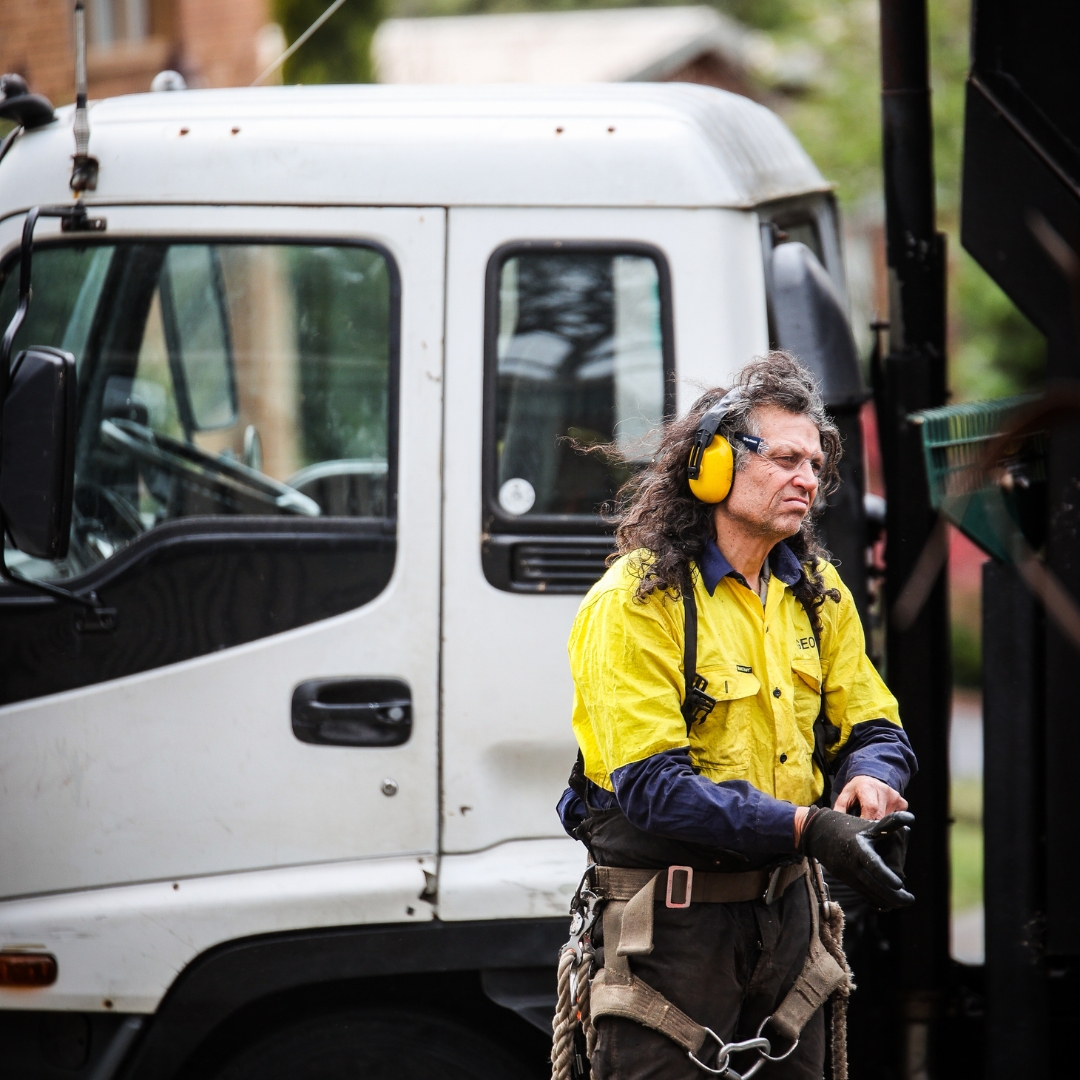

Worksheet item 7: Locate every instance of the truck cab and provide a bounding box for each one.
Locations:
[0,84,863,1078]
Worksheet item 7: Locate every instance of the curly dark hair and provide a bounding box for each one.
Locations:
[611,352,843,636]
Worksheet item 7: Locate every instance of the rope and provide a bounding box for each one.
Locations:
[830,995,849,1080]
[580,966,597,1059]
[551,944,596,1080]
[552,946,576,1080]
[819,899,854,1080]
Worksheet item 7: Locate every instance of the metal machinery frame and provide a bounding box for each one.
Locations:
[960,2,1080,1075]
[862,4,953,1077]
[863,1,1080,1076]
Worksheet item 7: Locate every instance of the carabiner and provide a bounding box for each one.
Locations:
[687,1027,771,1077]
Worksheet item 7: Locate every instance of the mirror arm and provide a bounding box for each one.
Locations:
[0,203,110,616]
[0,203,106,395]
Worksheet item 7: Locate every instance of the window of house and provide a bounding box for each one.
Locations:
[87,0,151,46]
[485,244,673,527]
[0,241,397,583]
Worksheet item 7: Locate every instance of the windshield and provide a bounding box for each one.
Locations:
[0,241,395,582]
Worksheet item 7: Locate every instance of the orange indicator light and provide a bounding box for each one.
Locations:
[0,952,58,987]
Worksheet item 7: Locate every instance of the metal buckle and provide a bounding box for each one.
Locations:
[666,865,693,908]
[764,866,784,906]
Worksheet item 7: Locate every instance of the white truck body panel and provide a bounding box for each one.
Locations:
[0,856,433,1013]
[438,838,585,922]
[0,203,445,896]
[440,205,769,856]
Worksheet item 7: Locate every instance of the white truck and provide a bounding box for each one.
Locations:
[0,83,867,1078]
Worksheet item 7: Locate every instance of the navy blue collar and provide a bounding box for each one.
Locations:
[698,539,803,596]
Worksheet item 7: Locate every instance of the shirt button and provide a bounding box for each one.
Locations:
[780,753,788,763]
[773,687,781,698]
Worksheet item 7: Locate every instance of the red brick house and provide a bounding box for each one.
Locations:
[0,0,273,105]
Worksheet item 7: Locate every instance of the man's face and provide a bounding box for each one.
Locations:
[716,405,823,540]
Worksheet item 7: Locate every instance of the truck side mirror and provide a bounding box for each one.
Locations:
[769,241,866,409]
[1,346,76,560]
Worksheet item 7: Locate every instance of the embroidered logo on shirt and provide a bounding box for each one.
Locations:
[736,664,753,673]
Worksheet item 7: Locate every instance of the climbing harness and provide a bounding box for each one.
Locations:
[554,566,853,1078]
[552,859,854,1080]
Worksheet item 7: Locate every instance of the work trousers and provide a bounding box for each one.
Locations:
[590,876,825,1080]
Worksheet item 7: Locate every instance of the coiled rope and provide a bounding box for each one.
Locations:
[552,943,595,1080]
[820,898,855,1080]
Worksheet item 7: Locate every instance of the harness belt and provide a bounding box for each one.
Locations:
[589,862,806,963]
[584,859,851,1075]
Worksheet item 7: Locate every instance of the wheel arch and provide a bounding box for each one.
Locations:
[120,917,566,1080]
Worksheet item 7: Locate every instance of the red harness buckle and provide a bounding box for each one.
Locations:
[666,865,694,908]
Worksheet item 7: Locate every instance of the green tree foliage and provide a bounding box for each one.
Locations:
[273,0,385,84]
[951,621,981,688]
[742,0,1044,401]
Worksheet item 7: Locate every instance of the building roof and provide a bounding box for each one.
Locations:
[372,6,750,85]
[0,84,828,214]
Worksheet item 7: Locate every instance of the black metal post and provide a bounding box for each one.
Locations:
[982,561,1047,1075]
[876,2,952,1075]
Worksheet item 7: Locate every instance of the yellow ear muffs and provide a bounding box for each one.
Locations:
[686,389,744,503]
[688,435,734,503]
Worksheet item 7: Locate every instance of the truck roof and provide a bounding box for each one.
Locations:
[0,84,827,214]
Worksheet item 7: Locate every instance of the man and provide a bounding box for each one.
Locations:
[558,353,916,1080]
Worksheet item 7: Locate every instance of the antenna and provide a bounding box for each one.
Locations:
[70,0,98,192]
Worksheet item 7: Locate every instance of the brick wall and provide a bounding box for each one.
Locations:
[0,1,78,106]
[0,0,271,107]
[174,0,268,90]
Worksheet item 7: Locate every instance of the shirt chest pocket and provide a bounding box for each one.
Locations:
[791,654,823,734]
[690,666,760,772]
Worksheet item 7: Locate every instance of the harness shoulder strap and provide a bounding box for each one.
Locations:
[680,577,716,734]
[682,584,698,731]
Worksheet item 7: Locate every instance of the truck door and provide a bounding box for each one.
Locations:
[0,206,445,901]
[439,207,768,917]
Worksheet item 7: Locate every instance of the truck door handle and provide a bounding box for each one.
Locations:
[291,678,412,746]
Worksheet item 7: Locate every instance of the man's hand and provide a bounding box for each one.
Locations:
[834,775,907,820]
[800,808,915,909]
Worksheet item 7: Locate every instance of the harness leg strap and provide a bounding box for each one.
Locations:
[592,888,713,1056]
[767,863,850,1045]
[590,971,714,1056]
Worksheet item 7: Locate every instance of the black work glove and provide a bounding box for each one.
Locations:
[800,808,915,910]
[876,817,910,882]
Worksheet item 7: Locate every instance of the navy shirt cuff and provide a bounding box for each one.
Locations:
[557,787,586,837]
[831,719,918,796]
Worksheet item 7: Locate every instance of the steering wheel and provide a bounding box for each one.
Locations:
[99,419,321,518]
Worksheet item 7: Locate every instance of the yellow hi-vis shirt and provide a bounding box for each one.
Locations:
[568,549,901,807]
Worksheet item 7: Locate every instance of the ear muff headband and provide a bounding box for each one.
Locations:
[687,390,743,504]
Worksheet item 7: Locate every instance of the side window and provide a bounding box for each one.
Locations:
[482,243,673,591]
[0,242,396,582]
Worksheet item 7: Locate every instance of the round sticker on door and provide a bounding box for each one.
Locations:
[499,478,536,515]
